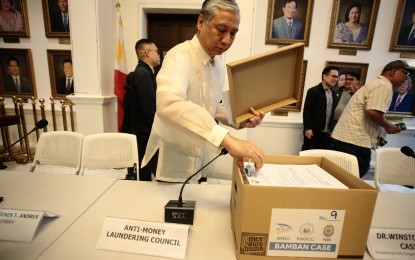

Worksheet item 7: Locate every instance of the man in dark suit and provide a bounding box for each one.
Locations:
[56,58,74,95]
[272,0,303,39]
[121,39,160,181]
[397,8,415,46]
[51,0,69,32]
[302,66,339,151]
[4,56,31,94]
[388,77,415,112]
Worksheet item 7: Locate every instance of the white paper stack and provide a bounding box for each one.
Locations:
[244,163,348,189]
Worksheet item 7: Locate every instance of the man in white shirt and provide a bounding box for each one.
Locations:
[332,60,415,177]
[142,0,265,182]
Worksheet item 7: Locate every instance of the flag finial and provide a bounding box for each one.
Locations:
[115,2,121,10]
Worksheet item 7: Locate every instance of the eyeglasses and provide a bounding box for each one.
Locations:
[397,69,410,77]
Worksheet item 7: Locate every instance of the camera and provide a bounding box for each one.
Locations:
[395,123,407,131]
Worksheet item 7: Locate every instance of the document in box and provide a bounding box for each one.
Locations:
[243,163,348,189]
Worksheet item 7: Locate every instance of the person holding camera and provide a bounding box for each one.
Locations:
[332,60,415,178]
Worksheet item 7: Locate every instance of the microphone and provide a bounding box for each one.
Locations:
[165,148,228,225]
[0,119,48,155]
[400,146,415,159]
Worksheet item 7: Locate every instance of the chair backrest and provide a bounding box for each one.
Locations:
[299,149,359,177]
[29,131,84,174]
[374,147,415,188]
[80,133,138,178]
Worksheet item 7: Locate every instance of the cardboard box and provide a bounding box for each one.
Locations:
[230,155,378,259]
[227,43,304,123]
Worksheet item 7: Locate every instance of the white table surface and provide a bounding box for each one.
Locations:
[0,172,411,260]
[37,179,415,260]
[38,180,235,260]
[0,171,117,260]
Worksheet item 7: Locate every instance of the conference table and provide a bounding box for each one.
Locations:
[0,171,414,260]
[0,171,117,259]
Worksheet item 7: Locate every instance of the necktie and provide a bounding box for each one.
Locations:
[63,14,68,32]
[66,79,71,91]
[407,29,415,45]
[288,21,293,38]
[394,96,401,111]
[15,78,21,93]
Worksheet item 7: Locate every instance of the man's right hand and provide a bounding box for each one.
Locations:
[304,129,313,139]
[220,134,264,173]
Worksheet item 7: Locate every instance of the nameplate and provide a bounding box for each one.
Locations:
[0,209,59,243]
[97,217,190,259]
[367,228,415,259]
[267,209,345,258]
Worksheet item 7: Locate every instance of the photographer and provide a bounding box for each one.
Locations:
[332,60,414,178]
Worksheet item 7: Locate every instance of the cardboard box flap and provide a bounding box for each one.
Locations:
[227,43,304,123]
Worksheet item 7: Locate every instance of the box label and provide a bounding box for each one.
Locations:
[267,208,345,258]
[367,228,415,260]
[240,233,268,256]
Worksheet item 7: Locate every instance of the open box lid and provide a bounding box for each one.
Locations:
[227,43,305,123]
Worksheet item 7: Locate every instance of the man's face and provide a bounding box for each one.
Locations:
[197,9,240,57]
[8,60,19,76]
[345,74,360,92]
[398,79,411,94]
[57,0,68,13]
[391,69,409,86]
[146,43,161,67]
[283,1,297,20]
[323,70,339,88]
[63,61,73,77]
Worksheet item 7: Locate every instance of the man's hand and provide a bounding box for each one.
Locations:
[304,129,313,139]
[221,134,264,173]
[239,107,265,128]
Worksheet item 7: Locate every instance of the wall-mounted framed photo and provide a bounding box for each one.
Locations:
[327,0,380,50]
[0,49,36,98]
[265,0,314,46]
[42,0,70,38]
[47,50,73,98]
[387,74,415,115]
[325,61,369,88]
[389,0,415,53]
[272,60,307,113]
[0,0,30,38]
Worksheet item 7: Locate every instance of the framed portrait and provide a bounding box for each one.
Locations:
[389,0,415,53]
[0,0,30,38]
[327,0,380,50]
[325,61,369,88]
[265,0,314,46]
[387,74,415,116]
[272,60,307,113]
[0,49,36,98]
[47,50,73,98]
[42,0,70,38]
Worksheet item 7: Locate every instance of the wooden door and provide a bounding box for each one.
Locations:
[147,13,198,75]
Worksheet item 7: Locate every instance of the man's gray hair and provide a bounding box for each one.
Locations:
[200,0,240,23]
